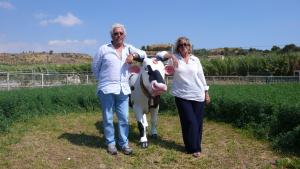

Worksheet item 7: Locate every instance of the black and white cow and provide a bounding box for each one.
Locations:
[128,56,170,148]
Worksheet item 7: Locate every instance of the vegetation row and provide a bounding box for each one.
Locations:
[201,52,300,76]
[1,52,300,76]
[0,84,299,155]
[205,84,300,155]
[0,85,99,133]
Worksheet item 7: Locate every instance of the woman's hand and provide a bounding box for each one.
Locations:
[164,53,178,68]
[205,91,210,105]
[171,55,179,68]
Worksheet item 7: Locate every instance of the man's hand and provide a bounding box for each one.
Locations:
[126,54,134,64]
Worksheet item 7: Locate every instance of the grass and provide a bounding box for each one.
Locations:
[0,111,299,169]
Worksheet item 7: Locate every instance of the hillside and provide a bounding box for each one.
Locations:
[0,52,92,65]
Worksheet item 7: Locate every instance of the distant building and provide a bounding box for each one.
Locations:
[207,55,224,60]
[294,70,300,76]
[143,43,173,57]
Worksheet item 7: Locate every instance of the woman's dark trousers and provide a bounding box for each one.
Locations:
[175,97,205,153]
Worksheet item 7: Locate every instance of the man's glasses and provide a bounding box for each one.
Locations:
[178,43,190,47]
[113,32,124,36]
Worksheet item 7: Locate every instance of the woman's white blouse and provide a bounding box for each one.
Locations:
[157,51,209,102]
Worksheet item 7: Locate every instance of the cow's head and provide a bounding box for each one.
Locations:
[129,57,169,96]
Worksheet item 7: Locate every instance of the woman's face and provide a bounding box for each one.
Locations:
[178,40,190,56]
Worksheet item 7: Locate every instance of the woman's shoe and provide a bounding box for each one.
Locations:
[192,152,201,158]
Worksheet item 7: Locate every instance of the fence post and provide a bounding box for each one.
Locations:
[86,75,89,84]
[41,73,44,88]
[7,72,10,91]
[166,76,169,85]
[66,75,69,85]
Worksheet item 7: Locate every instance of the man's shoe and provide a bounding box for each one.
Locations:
[121,145,133,155]
[107,144,117,155]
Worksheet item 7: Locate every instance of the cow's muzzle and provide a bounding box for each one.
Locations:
[150,80,167,96]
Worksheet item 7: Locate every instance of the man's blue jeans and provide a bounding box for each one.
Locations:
[97,90,129,148]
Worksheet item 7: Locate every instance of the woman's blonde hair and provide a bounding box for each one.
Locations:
[175,36,192,54]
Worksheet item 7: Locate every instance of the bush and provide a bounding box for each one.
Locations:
[0,85,100,132]
[270,105,300,137]
[160,93,176,114]
[273,125,300,154]
[207,84,300,154]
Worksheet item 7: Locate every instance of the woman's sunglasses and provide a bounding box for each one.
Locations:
[178,43,190,47]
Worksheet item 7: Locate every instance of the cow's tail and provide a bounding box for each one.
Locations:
[129,94,133,108]
[128,74,135,108]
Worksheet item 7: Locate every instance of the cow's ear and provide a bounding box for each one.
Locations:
[155,56,168,62]
[165,65,175,75]
[129,65,140,74]
[134,57,144,63]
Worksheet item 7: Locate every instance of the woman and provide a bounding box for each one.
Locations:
[157,36,210,158]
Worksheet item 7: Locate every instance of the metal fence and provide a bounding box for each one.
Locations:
[205,76,300,85]
[0,72,96,90]
[0,72,299,91]
[166,75,299,85]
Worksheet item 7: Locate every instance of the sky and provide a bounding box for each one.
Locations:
[0,0,300,56]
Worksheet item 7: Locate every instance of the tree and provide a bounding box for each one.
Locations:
[141,46,146,50]
[281,44,297,53]
[271,45,280,52]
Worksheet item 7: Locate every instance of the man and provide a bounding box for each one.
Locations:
[92,23,146,155]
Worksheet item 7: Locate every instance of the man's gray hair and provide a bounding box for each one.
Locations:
[110,23,126,36]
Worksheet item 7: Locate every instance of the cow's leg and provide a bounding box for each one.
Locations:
[150,108,158,139]
[135,111,149,148]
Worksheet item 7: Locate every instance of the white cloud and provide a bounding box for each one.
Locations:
[0,42,38,53]
[40,13,82,27]
[48,39,97,46]
[0,1,14,9]
[82,40,98,45]
[34,12,48,19]
[0,40,98,55]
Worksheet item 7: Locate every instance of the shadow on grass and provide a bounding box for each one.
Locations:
[58,120,185,153]
[58,121,105,149]
[58,133,103,148]
[129,122,185,153]
[151,136,185,152]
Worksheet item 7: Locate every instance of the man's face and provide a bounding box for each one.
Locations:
[112,27,125,44]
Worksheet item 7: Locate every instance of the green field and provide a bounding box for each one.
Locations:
[0,84,299,168]
[210,83,300,106]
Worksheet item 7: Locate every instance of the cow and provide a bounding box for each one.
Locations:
[128,56,170,148]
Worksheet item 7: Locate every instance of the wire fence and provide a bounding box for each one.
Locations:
[0,72,299,91]
[165,75,300,85]
[0,72,96,90]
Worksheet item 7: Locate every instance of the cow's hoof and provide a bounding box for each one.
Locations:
[140,142,148,148]
[151,134,158,139]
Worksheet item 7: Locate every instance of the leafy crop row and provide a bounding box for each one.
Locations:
[0,85,99,132]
